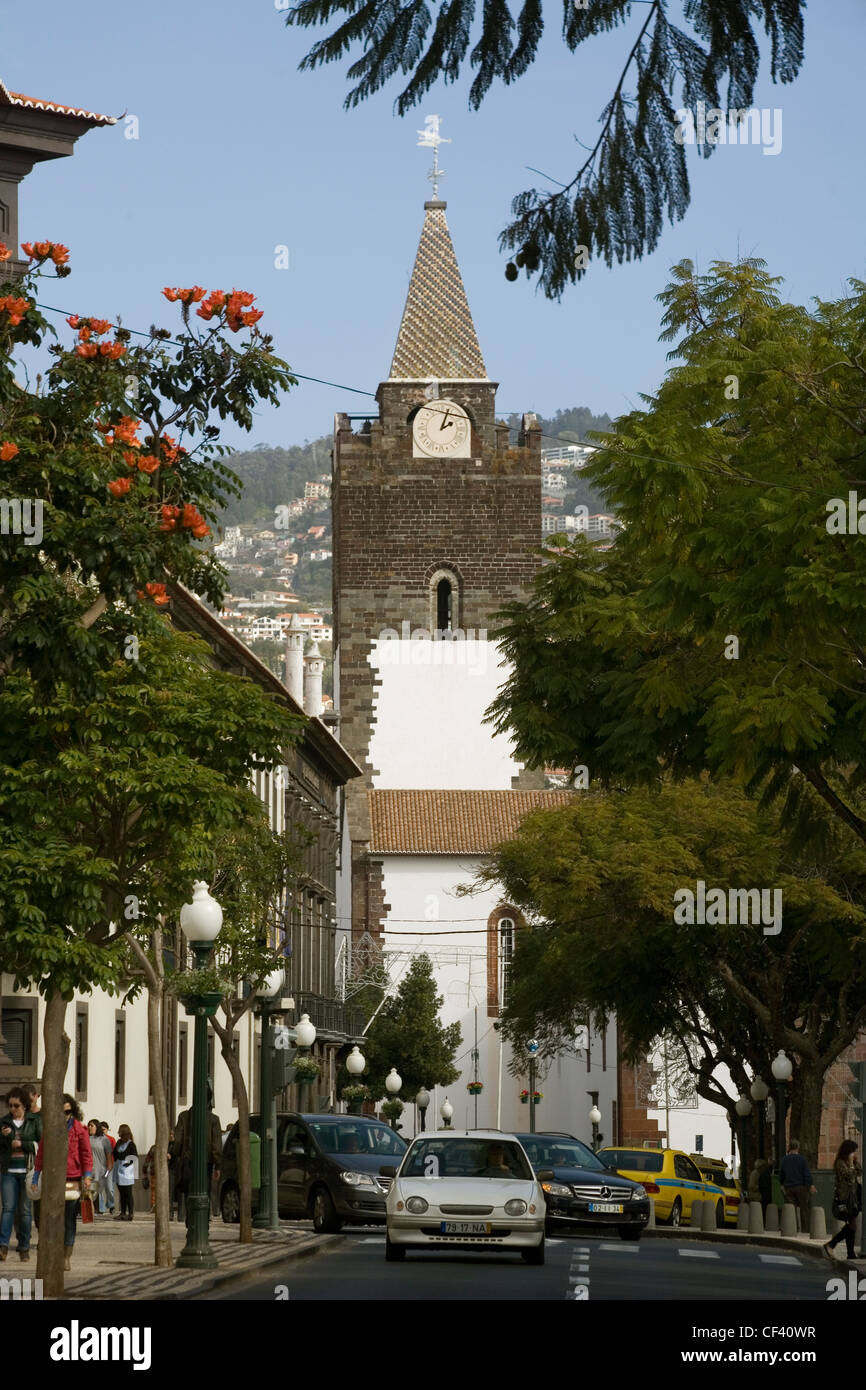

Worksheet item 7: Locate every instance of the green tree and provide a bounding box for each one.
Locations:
[487,259,866,855]
[282,1,805,296]
[0,623,303,1290]
[475,780,866,1163]
[362,956,461,1113]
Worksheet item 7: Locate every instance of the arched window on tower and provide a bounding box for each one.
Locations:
[499,917,515,1007]
[437,577,453,633]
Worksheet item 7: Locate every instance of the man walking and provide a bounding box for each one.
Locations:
[780,1139,816,1232]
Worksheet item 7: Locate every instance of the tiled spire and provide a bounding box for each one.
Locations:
[388,201,488,381]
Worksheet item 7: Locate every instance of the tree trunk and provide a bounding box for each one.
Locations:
[146,972,173,1267]
[213,1012,254,1244]
[788,1062,825,1169]
[36,991,70,1297]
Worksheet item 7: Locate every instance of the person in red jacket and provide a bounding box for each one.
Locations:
[34,1094,93,1270]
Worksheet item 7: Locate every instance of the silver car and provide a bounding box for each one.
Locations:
[383,1131,547,1264]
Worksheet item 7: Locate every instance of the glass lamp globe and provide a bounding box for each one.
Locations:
[295,1013,317,1048]
[771,1050,793,1082]
[589,1106,602,1126]
[385,1067,402,1095]
[750,1076,769,1103]
[735,1094,753,1117]
[440,1098,453,1120]
[346,1046,366,1076]
[180,881,223,943]
[416,1087,431,1109]
[256,967,284,999]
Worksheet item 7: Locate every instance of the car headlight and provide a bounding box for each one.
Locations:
[341,1171,377,1188]
[406,1196,429,1214]
[541,1182,571,1197]
[505,1198,528,1216]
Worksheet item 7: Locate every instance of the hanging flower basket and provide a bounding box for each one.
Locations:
[467,1081,484,1095]
[519,1090,529,1104]
[341,1084,370,1103]
[294,1058,320,1085]
[532,1091,543,1104]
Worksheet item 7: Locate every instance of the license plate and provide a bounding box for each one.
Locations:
[589,1202,623,1214]
[440,1221,491,1234]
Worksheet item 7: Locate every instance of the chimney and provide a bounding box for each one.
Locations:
[284,614,305,704]
[303,640,324,718]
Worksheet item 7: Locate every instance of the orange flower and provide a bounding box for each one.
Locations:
[89,318,111,335]
[78,326,92,341]
[162,288,180,302]
[76,343,98,358]
[0,296,29,327]
[107,476,132,496]
[145,581,166,597]
[0,441,19,461]
[159,504,180,532]
[67,315,81,329]
[163,286,206,305]
[20,242,35,259]
[191,521,210,538]
[137,454,160,474]
[121,449,138,469]
[113,416,141,446]
[33,241,51,258]
[99,341,126,358]
[50,244,70,266]
[0,244,10,262]
[154,593,170,606]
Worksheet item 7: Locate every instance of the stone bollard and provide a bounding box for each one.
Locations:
[748,1200,765,1234]
[765,1204,780,1233]
[689,1198,704,1228]
[780,1203,798,1237]
[701,1196,718,1231]
[810,1206,827,1240]
[646,1199,656,1229]
[736,1201,750,1230]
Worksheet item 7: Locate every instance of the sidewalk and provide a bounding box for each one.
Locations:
[27,1211,338,1300]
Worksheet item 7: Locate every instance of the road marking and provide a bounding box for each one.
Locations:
[598,1243,640,1252]
[357,1237,386,1244]
[678,1248,720,1258]
[758,1253,801,1265]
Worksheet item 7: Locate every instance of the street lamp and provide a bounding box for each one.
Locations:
[177,881,223,1270]
[384,1067,402,1131]
[771,1050,793,1176]
[293,1012,317,1114]
[253,967,284,1231]
[527,1039,540,1135]
[588,1103,602,1153]
[750,1076,769,1159]
[440,1098,453,1129]
[416,1087,430,1133]
[735,1093,753,1185]
[344,1045,366,1115]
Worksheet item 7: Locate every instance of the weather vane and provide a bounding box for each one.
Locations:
[417,114,451,199]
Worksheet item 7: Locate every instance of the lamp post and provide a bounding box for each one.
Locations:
[771,1050,793,1178]
[588,1096,602,1153]
[416,1087,430,1133]
[527,1038,539,1135]
[176,881,223,1270]
[295,1012,317,1113]
[253,967,284,1231]
[440,1098,453,1130]
[345,1045,366,1115]
[750,1076,769,1160]
[735,1093,753,1186]
[384,1067,402,1131]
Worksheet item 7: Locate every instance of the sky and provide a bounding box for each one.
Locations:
[5,0,865,451]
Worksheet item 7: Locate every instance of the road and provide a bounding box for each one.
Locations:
[203,1227,835,1302]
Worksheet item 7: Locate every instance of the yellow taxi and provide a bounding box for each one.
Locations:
[597,1146,729,1227]
[690,1154,742,1227]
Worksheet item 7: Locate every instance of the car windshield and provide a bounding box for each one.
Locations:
[601,1149,664,1173]
[309,1121,407,1157]
[401,1138,534,1180]
[519,1137,606,1172]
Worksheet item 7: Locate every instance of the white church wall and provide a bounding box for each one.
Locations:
[367,638,525,789]
[379,855,616,1147]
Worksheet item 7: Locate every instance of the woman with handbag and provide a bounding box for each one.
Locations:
[825,1139,862,1260]
[33,1094,93,1270]
[113,1126,139,1221]
[0,1086,42,1262]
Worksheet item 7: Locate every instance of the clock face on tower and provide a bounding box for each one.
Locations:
[412,399,471,459]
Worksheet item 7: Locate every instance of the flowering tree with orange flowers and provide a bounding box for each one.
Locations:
[0,240,295,691]
[0,241,300,1291]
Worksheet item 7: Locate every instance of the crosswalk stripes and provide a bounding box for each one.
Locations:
[678,1248,720,1258]
[758,1253,801,1265]
[566,1243,590,1300]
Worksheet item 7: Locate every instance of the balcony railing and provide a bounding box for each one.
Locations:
[295,991,366,1040]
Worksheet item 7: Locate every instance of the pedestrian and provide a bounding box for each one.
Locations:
[113,1126,139,1221]
[19,1083,40,1114]
[87,1120,113,1215]
[825,1140,862,1261]
[779,1138,816,1232]
[747,1156,772,1219]
[0,1086,42,1262]
[144,1133,173,1213]
[100,1121,117,1214]
[34,1094,93,1271]
[172,1091,222,1220]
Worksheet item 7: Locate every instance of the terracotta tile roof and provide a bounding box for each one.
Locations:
[388,200,487,381]
[0,79,116,125]
[368,788,575,854]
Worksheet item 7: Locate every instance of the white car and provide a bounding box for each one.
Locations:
[382,1130,547,1264]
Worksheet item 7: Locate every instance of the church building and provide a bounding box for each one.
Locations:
[332,191,618,1142]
